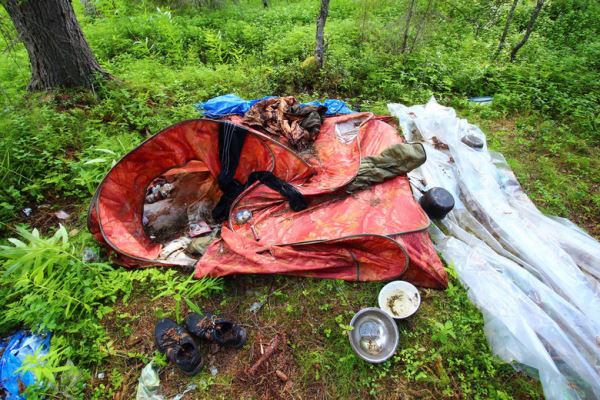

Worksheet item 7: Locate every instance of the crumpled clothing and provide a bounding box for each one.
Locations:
[211,122,307,222]
[346,143,426,192]
[243,96,327,150]
[288,104,327,137]
[158,237,196,266]
[187,235,215,255]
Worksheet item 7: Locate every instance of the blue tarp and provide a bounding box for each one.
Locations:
[195,94,274,119]
[195,94,354,118]
[0,331,51,400]
[302,99,354,115]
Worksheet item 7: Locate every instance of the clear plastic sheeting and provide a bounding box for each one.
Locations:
[389,98,600,400]
[490,152,600,282]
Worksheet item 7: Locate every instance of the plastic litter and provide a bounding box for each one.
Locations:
[388,97,600,400]
[0,331,51,400]
[468,96,493,104]
[378,281,421,319]
[302,99,354,115]
[171,384,197,400]
[188,221,211,238]
[82,247,99,263]
[145,182,174,204]
[335,118,365,144]
[54,210,70,220]
[158,237,196,266]
[234,210,252,225]
[57,360,83,398]
[248,301,264,314]
[135,362,164,400]
[195,94,274,118]
[136,363,199,400]
[22,208,32,217]
[195,94,354,118]
[187,234,215,255]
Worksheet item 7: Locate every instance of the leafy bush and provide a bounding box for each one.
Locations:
[0,226,222,395]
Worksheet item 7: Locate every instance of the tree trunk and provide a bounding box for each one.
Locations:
[3,0,109,91]
[510,0,545,61]
[401,0,417,53]
[315,0,330,69]
[410,0,433,53]
[358,0,370,44]
[493,0,519,60]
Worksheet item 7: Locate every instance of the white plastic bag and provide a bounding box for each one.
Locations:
[136,362,164,400]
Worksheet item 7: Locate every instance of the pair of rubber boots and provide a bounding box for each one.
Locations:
[154,312,247,375]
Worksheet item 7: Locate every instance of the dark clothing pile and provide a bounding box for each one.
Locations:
[243,96,327,150]
[212,122,307,222]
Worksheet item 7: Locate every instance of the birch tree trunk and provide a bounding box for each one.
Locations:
[510,0,545,61]
[315,0,330,69]
[493,0,519,59]
[401,0,417,53]
[410,0,433,53]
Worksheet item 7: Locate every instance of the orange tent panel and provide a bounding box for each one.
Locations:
[88,115,447,288]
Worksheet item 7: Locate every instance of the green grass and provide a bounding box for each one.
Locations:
[0,0,598,397]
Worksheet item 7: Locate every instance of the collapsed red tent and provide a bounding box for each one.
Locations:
[88,112,448,288]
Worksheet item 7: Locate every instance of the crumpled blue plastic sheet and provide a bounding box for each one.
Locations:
[194,94,274,118]
[302,99,354,115]
[195,94,354,118]
[0,331,51,400]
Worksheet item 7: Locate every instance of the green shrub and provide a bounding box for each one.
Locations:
[0,225,222,395]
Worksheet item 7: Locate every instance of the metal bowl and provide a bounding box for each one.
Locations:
[348,307,399,363]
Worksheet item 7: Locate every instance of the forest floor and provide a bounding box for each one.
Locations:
[1,0,598,399]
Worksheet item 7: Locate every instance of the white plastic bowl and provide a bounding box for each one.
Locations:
[378,281,421,319]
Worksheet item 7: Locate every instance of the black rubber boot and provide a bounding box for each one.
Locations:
[185,312,247,348]
[154,318,203,375]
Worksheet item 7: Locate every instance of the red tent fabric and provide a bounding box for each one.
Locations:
[88,113,448,288]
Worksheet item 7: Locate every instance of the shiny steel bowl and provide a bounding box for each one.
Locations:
[348,307,399,363]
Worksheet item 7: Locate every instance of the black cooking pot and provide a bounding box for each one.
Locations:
[419,187,455,220]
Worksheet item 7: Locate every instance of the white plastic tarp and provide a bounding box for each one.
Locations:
[388,98,600,400]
